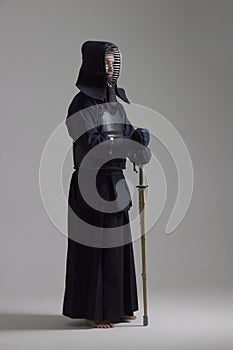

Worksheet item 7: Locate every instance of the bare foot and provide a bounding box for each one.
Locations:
[85,319,115,328]
[120,315,137,321]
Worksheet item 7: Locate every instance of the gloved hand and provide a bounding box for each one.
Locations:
[131,128,150,147]
[127,146,152,166]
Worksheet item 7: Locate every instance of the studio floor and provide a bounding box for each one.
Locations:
[1,287,232,350]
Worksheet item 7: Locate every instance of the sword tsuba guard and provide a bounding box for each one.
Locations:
[136,184,148,189]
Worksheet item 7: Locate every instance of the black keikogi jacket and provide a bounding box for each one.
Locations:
[65,40,151,172]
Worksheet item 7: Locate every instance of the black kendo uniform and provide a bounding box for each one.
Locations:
[62,41,151,322]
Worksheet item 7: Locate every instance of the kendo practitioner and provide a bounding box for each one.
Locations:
[62,40,152,328]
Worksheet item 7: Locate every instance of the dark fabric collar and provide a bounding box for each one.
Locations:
[76,81,130,104]
[115,86,130,103]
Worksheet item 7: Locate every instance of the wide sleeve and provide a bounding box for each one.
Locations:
[66,104,108,150]
[65,96,124,162]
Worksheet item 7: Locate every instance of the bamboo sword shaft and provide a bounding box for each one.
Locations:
[136,166,149,326]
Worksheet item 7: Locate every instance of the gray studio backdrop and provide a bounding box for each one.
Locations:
[0,0,233,348]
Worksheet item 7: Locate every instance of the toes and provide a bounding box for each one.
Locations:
[120,315,137,320]
[102,321,114,328]
[86,319,115,328]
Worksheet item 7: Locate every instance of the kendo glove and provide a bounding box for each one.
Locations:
[127,146,152,166]
[131,128,150,147]
[127,127,151,166]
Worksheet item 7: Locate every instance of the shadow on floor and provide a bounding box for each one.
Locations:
[0,313,144,331]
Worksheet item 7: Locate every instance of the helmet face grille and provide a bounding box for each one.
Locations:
[105,45,122,83]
